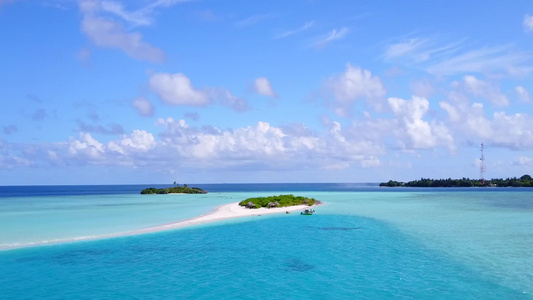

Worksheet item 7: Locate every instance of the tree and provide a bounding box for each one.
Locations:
[520,174,532,181]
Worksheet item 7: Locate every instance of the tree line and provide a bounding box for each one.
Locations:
[380,174,533,187]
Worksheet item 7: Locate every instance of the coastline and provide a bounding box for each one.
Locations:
[2,201,321,250]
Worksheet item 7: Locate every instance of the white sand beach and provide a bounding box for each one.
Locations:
[135,201,318,234]
[4,202,319,250]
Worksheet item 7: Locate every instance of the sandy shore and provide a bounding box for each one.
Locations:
[132,201,318,235]
[2,202,320,250]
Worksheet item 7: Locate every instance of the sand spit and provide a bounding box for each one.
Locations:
[2,202,320,250]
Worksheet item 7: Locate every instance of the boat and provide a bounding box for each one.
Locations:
[300,209,315,215]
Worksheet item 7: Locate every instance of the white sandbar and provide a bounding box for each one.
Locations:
[2,202,320,250]
[133,201,318,234]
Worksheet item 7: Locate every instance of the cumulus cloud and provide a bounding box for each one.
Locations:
[149,73,210,106]
[253,77,277,98]
[149,72,249,111]
[108,130,156,154]
[131,97,155,116]
[313,27,348,48]
[388,96,453,149]
[79,0,168,62]
[446,76,509,107]
[325,64,386,116]
[28,118,390,172]
[68,132,105,160]
[440,101,533,149]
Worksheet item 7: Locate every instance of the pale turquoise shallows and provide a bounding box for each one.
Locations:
[0,185,531,299]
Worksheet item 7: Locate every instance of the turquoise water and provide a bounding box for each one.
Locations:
[0,185,531,299]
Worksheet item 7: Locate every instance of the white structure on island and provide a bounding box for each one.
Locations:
[480,143,486,182]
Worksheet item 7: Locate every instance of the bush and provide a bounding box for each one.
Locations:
[239,194,316,208]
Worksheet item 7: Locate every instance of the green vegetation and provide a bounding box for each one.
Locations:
[239,194,316,209]
[140,184,207,194]
[380,174,533,187]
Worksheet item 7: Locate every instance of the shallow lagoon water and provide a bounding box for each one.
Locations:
[0,185,531,299]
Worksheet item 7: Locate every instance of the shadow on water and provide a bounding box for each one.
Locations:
[320,227,361,231]
[282,258,315,272]
[305,225,362,231]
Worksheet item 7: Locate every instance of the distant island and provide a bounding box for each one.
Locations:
[239,194,317,209]
[380,174,533,187]
[141,184,207,194]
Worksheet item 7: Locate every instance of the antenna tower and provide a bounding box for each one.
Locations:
[480,143,486,181]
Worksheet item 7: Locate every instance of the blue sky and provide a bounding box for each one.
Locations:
[1,0,533,185]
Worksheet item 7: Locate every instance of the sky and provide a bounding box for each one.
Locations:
[1,0,533,185]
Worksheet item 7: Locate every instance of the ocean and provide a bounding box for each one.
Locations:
[0,184,531,299]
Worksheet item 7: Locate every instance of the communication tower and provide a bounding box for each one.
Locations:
[480,143,486,181]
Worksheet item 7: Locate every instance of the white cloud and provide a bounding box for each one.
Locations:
[95,0,188,26]
[325,64,386,116]
[68,132,105,160]
[524,15,533,32]
[313,27,348,48]
[439,101,462,122]
[427,45,531,76]
[440,101,533,149]
[276,21,314,39]
[99,1,152,26]
[81,14,165,62]
[515,86,531,103]
[79,0,169,62]
[0,155,33,169]
[384,37,531,76]
[253,77,277,98]
[149,118,386,170]
[462,75,509,106]
[149,73,210,106]
[108,130,156,154]
[491,112,533,148]
[149,73,249,111]
[384,38,462,65]
[388,96,453,149]
[385,38,428,60]
[131,97,155,116]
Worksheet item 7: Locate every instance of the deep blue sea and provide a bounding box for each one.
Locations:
[0,184,531,299]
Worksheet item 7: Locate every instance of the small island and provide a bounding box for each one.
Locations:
[141,184,207,194]
[380,174,533,187]
[239,194,317,209]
